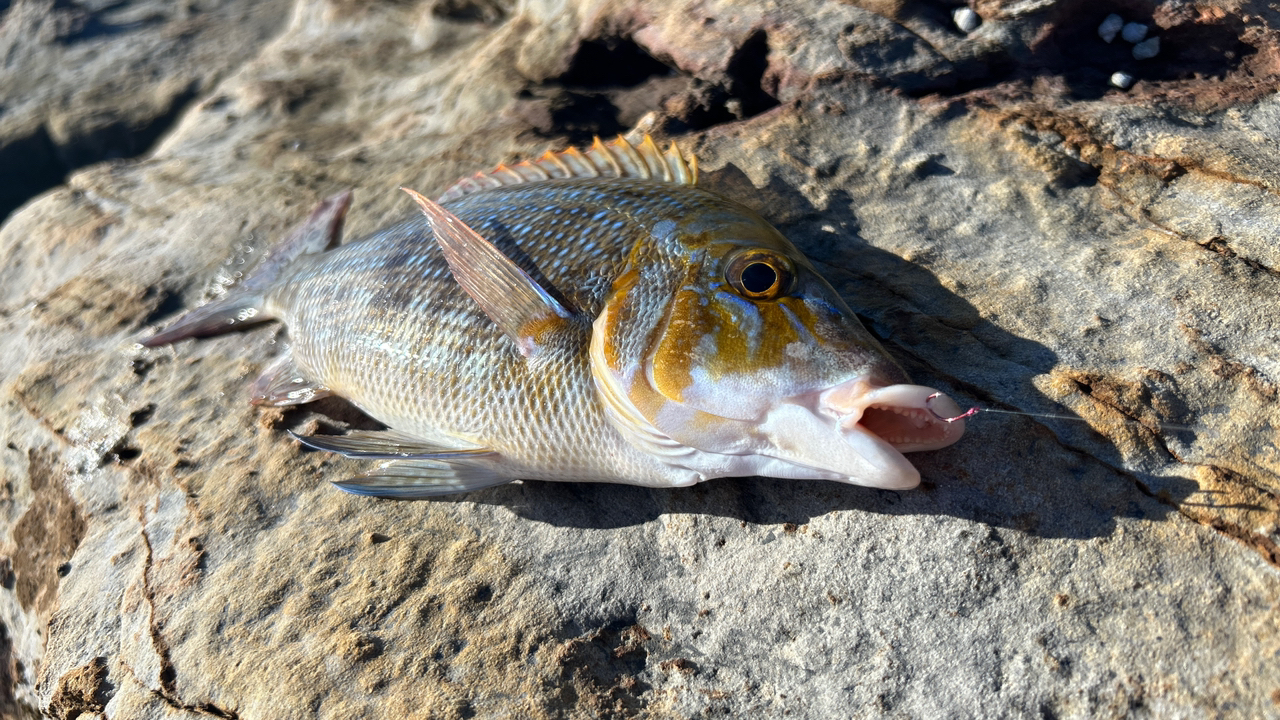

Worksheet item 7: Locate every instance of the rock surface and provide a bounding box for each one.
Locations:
[0,0,294,223]
[2,0,1278,717]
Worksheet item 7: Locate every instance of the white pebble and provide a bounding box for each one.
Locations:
[1109,72,1134,89]
[1098,14,1124,43]
[1132,36,1160,60]
[1121,22,1148,43]
[953,7,981,34]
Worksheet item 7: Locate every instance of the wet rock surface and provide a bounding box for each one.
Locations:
[2,0,1278,717]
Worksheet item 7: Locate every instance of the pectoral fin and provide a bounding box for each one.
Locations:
[402,188,573,358]
[333,460,512,498]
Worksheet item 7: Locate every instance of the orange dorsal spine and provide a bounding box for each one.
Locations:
[437,134,698,202]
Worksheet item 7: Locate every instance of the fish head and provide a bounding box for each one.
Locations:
[590,198,964,489]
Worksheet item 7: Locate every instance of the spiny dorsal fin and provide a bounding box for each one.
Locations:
[437,134,698,202]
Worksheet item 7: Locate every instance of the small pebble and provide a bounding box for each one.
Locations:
[1132,36,1160,60]
[1121,22,1148,44]
[1109,72,1135,89]
[1098,14,1123,43]
[953,7,981,34]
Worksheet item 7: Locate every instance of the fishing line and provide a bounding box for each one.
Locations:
[923,393,1212,437]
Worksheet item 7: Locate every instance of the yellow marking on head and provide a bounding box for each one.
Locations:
[649,291,825,403]
[598,267,642,372]
[648,287,705,403]
[626,351,731,440]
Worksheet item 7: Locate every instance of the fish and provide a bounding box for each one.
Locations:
[143,135,965,498]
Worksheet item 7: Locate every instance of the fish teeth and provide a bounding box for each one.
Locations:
[875,405,936,429]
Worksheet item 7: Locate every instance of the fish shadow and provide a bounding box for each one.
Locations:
[454,167,1199,539]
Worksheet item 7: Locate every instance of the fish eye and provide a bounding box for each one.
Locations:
[726,250,794,300]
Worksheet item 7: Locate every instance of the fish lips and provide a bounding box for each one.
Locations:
[774,379,966,490]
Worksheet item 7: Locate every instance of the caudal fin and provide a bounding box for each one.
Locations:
[141,191,352,347]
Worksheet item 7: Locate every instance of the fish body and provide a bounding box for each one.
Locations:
[277,180,694,487]
[146,138,964,497]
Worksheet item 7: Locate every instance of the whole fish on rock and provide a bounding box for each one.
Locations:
[144,136,965,497]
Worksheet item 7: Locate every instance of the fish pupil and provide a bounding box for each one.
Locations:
[741,262,778,294]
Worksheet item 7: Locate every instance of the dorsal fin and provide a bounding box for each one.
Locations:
[437,134,698,202]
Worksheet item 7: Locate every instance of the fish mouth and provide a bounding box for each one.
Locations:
[823,381,966,452]
[814,378,966,488]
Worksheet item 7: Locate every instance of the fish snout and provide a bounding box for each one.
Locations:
[819,379,966,453]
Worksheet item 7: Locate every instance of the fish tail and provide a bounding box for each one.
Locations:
[139,289,269,347]
[141,191,352,347]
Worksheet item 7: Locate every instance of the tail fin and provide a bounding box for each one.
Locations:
[141,191,352,347]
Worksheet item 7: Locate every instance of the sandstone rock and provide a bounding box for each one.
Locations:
[2,0,1278,717]
[0,0,293,222]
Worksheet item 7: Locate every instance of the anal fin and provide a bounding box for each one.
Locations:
[290,429,494,460]
[333,460,512,498]
[250,354,332,406]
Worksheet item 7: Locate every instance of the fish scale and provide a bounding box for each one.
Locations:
[144,137,965,497]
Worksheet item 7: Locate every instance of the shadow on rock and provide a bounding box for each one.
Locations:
[454,167,1196,539]
[292,165,1197,541]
